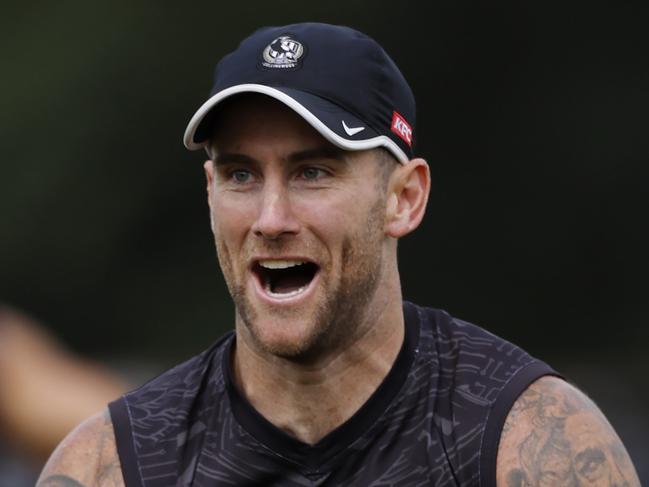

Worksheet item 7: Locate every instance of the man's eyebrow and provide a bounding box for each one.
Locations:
[213,147,347,166]
[213,153,258,166]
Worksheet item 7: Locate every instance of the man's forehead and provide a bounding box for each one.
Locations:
[208,94,396,180]
[210,94,338,154]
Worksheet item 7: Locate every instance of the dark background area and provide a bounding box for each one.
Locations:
[1,0,647,480]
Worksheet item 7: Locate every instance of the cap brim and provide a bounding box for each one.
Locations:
[183,84,408,163]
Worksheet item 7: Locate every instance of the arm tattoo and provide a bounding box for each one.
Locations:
[501,377,640,487]
[37,475,86,487]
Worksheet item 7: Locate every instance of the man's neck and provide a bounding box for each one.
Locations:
[231,294,405,445]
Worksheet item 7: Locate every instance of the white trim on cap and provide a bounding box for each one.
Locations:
[183,84,409,163]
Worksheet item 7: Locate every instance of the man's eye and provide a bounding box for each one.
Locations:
[301,167,326,180]
[232,170,252,183]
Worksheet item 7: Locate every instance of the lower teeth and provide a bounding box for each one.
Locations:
[265,283,307,298]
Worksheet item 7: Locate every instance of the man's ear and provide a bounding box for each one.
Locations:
[384,158,430,238]
[204,160,214,201]
[204,160,215,231]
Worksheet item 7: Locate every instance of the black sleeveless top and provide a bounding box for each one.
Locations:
[109,302,558,486]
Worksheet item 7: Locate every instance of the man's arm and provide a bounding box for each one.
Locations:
[37,409,124,487]
[496,375,640,486]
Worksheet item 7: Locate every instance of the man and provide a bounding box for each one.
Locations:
[38,22,640,486]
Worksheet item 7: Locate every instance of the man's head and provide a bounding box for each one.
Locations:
[184,22,417,163]
[185,23,430,362]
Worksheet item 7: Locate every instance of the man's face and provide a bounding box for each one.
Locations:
[206,96,394,362]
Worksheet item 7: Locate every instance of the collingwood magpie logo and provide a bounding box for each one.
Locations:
[262,35,304,69]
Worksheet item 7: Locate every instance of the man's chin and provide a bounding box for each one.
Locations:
[244,318,325,360]
[233,286,339,361]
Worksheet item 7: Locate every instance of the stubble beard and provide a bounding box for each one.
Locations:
[218,199,386,363]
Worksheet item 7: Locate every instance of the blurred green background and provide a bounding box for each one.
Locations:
[1,0,647,480]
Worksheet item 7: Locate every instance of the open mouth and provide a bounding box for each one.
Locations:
[253,260,319,298]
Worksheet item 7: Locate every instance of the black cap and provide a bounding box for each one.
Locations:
[183,22,416,163]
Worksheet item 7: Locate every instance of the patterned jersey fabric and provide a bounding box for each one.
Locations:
[109,302,557,486]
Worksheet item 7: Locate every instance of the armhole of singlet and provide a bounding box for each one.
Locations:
[108,397,144,487]
[479,361,561,487]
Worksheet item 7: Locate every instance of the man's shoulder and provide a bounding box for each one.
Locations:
[409,301,514,343]
[37,409,123,487]
[496,375,641,486]
[122,331,233,405]
[408,301,543,372]
[408,301,557,423]
[107,333,234,474]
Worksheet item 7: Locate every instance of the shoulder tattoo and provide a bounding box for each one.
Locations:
[498,376,640,487]
[95,409,123,485]
[37,409,124,487]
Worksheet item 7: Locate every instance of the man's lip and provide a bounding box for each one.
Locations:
[249,256,319,270]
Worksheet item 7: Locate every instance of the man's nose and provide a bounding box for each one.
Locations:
[251,183,300,240]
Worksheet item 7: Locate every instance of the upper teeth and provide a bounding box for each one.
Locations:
[259,260,306,269]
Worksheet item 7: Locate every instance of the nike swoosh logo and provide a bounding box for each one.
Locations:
[342,120,365,136]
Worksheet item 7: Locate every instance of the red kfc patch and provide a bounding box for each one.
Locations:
[391,111,413,147]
